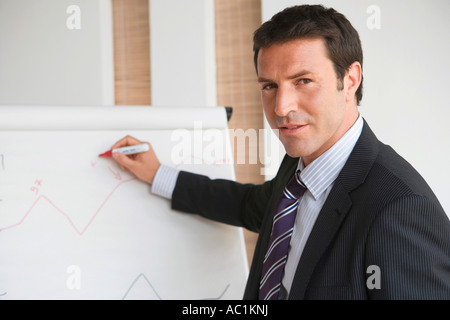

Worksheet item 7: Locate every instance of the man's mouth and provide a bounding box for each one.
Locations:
[278,124,308,134]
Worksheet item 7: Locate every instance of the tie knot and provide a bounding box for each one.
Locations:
[284,170,306,200]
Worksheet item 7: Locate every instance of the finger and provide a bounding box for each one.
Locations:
[112,151,136,171]
[111,135,142,150]
[111,135,141,149]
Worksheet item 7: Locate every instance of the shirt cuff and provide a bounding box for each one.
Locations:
[151,164,180,199]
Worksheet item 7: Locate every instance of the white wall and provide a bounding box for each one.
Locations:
[150,0,217,107]
[0,0,216,107]
[261,0,450,215]
[0,0,113,105]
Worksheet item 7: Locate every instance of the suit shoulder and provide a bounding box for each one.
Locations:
[365,143,444,213]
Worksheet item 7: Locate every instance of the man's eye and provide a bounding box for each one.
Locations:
[262,83,276,91]
[298,78,312,85]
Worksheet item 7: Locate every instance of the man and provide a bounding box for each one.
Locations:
[111,5,450,299]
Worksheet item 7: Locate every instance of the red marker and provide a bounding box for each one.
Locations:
[99,144,149,157]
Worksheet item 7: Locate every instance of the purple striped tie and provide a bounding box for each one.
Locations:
[259,170,306,300]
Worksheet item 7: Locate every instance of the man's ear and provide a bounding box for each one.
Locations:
[344,61,362,103]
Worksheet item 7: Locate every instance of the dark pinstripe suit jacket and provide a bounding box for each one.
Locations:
[172,120,450,299]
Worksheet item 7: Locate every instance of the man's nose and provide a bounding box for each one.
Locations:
[274,86,298,117]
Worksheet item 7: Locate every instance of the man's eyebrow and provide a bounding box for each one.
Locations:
[257,76,273,83]
[287,70,313,79]
[257,70,313,83]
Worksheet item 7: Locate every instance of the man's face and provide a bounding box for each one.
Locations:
[257,38,359,165]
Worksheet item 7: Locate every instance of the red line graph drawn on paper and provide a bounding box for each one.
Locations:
[0,154,228,235]
[0,177,137,235]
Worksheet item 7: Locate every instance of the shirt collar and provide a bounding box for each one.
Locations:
[297,114,364,200]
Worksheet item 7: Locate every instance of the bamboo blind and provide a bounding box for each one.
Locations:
[112,0,151,105]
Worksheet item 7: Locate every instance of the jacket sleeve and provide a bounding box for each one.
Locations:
[365,194,450,299]
[171,171,275,233]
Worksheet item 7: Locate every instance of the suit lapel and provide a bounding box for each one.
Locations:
[288,179,353,299]
[288,120,380,299]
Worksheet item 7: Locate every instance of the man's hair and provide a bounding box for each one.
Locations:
[253,5,363,105]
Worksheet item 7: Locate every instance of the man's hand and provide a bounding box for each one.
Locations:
[110,135,160,184]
